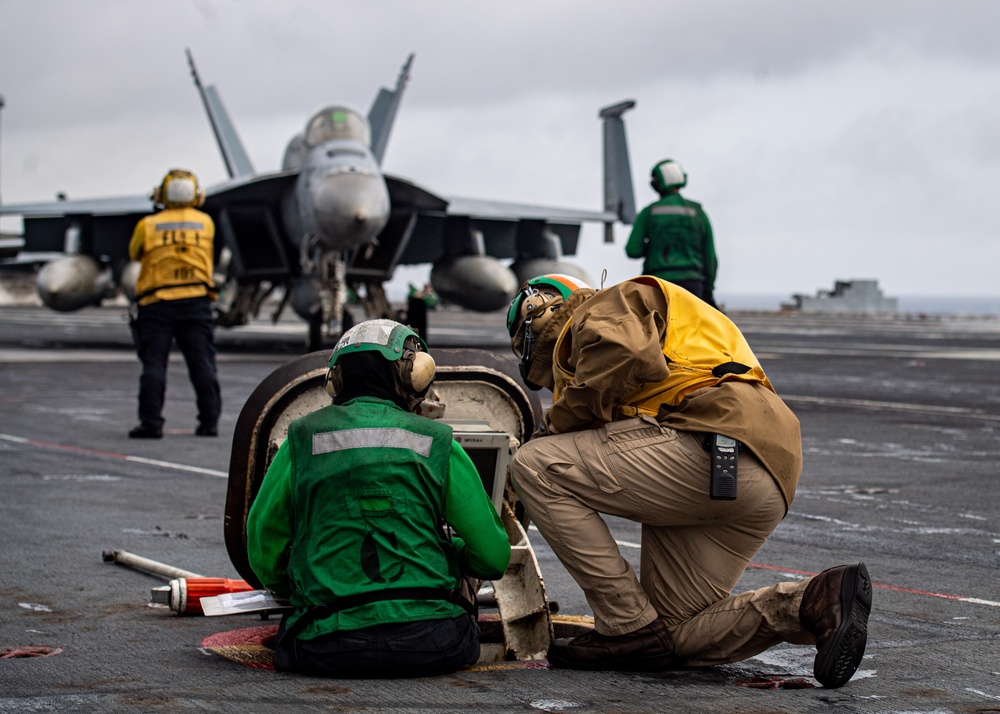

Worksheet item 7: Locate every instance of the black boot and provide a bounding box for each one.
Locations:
[800,562,872,688]
[128,423,163,439]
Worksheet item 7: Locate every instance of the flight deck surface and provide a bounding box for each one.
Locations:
[1,304,998,713]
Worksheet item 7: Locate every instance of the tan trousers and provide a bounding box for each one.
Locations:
[509,416,816,666]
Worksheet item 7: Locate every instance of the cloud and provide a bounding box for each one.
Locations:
[2,0,999,298]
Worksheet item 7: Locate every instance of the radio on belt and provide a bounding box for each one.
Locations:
[708,434,738,500]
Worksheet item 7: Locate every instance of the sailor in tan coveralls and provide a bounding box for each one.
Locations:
[505,273,872,687]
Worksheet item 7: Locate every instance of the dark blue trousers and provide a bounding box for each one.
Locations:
[272,614,480,678]
[133,297,221,430]
[669,279,717,308]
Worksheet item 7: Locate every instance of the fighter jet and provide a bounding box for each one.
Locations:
[0,52,637,350]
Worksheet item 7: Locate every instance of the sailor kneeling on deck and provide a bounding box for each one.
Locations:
[505,274,872,688]
[247,319,510,678]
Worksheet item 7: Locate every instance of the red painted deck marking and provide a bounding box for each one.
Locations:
[7,432,995,609]
[746,562,1000,607]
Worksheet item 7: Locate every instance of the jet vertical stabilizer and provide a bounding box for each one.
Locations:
[599,100,637,242]
[368,54,414,165]
[186,49,255,178]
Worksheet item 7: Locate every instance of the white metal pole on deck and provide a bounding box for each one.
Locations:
[102,549,204,580]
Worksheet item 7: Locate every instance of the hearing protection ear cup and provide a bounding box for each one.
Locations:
[399,351,435,393]
[325,366,342,398]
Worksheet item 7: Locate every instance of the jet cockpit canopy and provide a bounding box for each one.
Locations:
[304,105,371,147]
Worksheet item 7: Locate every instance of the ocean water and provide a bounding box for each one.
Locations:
[717,293,1000,317]
[1,270,997,318]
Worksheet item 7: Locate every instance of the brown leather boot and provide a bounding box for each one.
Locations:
[800,562,872,688]
[546,618,678,671]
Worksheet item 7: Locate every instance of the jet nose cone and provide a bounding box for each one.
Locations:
[312,170,390,250]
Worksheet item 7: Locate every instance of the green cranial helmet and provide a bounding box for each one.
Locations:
[650,159,687,194]
[329,319,426,369]
[326,319,436,403]
[506,274,592,391]
[506,274,591,341]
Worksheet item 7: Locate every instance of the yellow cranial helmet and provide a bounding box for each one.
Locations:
[152,169,205,209]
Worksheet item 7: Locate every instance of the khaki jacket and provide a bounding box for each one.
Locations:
[534,279,802,508]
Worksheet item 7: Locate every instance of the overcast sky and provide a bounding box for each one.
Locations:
[2,0,998,300]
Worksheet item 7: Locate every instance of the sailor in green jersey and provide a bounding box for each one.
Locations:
[247,319,511,678]
[625,159,718,308]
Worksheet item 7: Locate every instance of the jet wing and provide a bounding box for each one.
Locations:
[1,170,299,275]
[1,195,155,261]
[348,175,615,279]
[432,196,614,267]
[203,169,299,206]
[375,175,614,223]
[443,196,617,225]
[0,195,154,218]
[200,170,300,282]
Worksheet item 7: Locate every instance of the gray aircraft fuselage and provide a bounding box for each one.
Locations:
[280,105,390,254]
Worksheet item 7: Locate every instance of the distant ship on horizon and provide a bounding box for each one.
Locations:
[782,279,898,315]
[716,283,998,317]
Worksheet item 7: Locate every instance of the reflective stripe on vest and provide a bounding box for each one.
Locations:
[154,220,207,232]
[650,205,697,217]
[312,428,434,457]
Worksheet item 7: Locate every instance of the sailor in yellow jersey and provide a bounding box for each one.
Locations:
[127,169,221,439]
[505,274,872,687]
